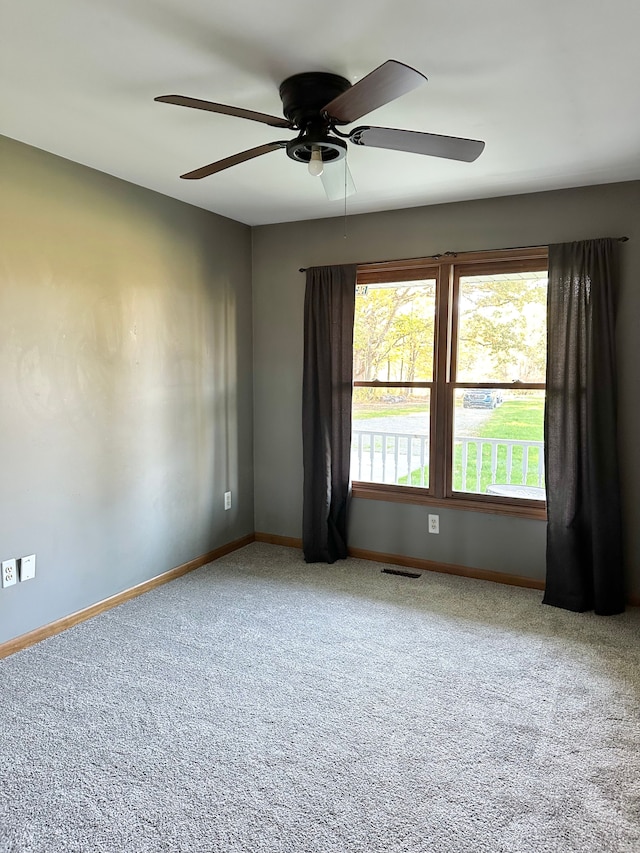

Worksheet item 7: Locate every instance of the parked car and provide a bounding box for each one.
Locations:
[462,389,503,409]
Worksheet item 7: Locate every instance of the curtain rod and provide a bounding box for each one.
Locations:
[298,237,629,272]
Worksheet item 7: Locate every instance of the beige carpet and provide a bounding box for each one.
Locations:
[1,542,639,852]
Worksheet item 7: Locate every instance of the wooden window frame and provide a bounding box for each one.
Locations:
[351,247,548,520]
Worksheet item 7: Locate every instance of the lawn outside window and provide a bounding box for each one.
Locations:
[351,248,548,519]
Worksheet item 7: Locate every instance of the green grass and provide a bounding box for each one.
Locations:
[353,406,425,420]
[469,399,544,441]
[353,401,426,420]
[400,399,545,492]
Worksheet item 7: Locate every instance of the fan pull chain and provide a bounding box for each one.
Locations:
[343,156,348,239]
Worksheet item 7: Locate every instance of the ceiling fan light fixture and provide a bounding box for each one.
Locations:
[286,135,346,166]
[308,146,324,177]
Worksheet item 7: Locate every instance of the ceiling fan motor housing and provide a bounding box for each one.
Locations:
[279,72,351,126]
[279,71,351,164]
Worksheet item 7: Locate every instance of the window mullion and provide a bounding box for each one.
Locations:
[432,261,453,499]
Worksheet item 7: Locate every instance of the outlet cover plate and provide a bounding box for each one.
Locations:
[224,491,232,511]
[2,559,17,588]
[20,554,36,581]
[428,514,440,534]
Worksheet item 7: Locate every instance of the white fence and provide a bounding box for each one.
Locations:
[351,430,545,492]
[455,437,544,492]
[351,430,429,486]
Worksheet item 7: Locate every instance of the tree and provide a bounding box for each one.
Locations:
[353,284,431,382]
[456,277,547,382]
[353,274,547,391]
[386,312,434,382]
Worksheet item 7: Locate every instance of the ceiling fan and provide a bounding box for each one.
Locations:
[155,59,485,198]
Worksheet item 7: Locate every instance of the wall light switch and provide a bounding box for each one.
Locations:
[224,491,232,511]
[19,554,36,581]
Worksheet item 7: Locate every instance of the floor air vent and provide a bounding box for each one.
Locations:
[382,568,421,579]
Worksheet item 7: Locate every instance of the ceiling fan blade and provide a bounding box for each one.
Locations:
[155,95,292,129]
[348,125,485,162]
[322,60,427,125]
[320,159,357,201]
[180,142,287,180]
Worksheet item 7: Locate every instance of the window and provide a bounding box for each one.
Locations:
[351,248,548,518]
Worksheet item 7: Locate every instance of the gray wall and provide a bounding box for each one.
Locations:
[252,182,640,593]
[0,136,254,644]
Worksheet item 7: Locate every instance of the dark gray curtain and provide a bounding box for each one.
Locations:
[544,239,625,614]
[302,264,357,563]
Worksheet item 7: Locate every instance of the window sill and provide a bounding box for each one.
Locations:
[351,483,547,521]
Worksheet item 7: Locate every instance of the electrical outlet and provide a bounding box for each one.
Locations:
[19,554,36,582]
[224,491,232,511]
[2,559,17,588]
[428,514,440,534]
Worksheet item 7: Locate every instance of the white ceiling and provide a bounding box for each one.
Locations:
[3,0,640,226]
